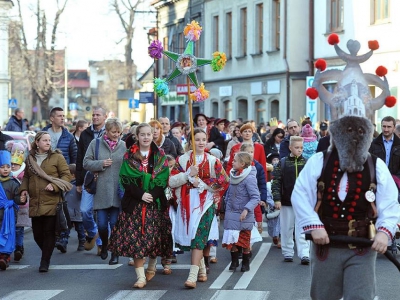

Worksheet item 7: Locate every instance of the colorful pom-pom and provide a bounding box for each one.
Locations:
[328,33,339,45]
[385,96,397,108]
[148,40,163,60]
[368,40,379,51]
[154,78,169,97]
[190,83,209,102]
[315,59,327,71]
[211,52,227,72]
[184,21,202,42]
[375,66,387,77]
[306,87,319,99]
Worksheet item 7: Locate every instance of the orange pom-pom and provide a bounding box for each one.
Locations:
[368,40,379,51]
[385,96,397,108]
[315,59,327,71]
[306,88,319,99]
[328,33,339,45]
[376,66,388,77]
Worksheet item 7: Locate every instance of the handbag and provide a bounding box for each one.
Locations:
[84,138,100,194]
[55,192,72,234]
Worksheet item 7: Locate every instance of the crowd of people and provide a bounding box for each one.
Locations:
[0,106,399,297]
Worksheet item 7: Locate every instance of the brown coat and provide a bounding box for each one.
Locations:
[19,150,71,217]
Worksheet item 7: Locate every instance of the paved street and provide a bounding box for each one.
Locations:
[1,223,399,300]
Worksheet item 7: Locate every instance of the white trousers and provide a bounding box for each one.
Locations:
[280,206,310,258]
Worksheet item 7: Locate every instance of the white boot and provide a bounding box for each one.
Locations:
[184,265,199,289]
[198,257,207,282]
[133,267,147,288]
[146,257,157,281]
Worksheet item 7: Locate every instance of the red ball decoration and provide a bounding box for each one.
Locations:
[328,33,339,45]
[356,174,362,179]
[368,40,379,51]
[347,215,353,221]
[349,208,355,213]
[306,87,319,99]
[333,214,338,219]
[315,59,327,71]
[375,66,388,77]
[334,207,339,212]
[385,96,397,108]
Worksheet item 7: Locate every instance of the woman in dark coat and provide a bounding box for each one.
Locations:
[149,120,177,158]
[264,128,285,159]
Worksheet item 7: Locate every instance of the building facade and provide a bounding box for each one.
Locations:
[0,0,13,128]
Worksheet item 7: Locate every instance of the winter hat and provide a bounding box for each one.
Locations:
[7,141,26,165]
[301,124,317,142]
[0,150,11,167]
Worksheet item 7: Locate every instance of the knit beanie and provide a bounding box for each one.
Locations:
[301,124,317,142]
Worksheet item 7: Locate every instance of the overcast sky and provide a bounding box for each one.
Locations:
[11,0,156,73]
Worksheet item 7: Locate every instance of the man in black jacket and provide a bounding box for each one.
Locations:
[369,116,400,179]
[159,117,184,156]
[279,119,300,159]
[76,107,107,258]
[0,130,12,150]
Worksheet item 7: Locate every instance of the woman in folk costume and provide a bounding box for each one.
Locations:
[169,128,229,288]
[108,123,172,289]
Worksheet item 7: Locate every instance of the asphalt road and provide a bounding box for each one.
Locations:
[1,224,400,300]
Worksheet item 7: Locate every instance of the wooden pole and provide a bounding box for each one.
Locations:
[187,77,196,165]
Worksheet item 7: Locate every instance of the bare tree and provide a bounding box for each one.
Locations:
[10,0,68,120]
[111,0,141,90]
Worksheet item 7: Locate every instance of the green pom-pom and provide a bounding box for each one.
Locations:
[154,78,169,97]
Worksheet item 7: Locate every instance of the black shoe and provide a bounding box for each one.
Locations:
[77,240,85,251]
[14,246,23,262]
[100,245,108,260]
[284,256,293,262]
[0,259,8,270]
[39,260,49,272]
[301,257,310,265]
[55,241,67,253]
[109,254,119,265]
[240,253,250,272]
[229,251,239,271]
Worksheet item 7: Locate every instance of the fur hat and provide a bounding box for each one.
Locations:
[329,116,373,173]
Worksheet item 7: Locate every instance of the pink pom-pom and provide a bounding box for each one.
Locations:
[328,33,339,45]
[148,40,163,60]
[306,88,318,99]
[315,59,327,71]
[385,96,397,108]
[375,66,387,77]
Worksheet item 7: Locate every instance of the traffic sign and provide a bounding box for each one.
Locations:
[8,98,18,108]
[139,92,154,104]
[129,98,139,109]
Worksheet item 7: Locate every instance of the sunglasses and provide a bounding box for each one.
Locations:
[276,135,284,139]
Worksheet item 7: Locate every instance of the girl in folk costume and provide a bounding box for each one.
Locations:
[108,123,172,289]
[222,152,261,272]
[169,128,229,288]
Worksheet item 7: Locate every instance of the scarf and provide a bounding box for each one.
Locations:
[302,135,317,142]
[229,165,252,184]
[103,134,118,150]
[0,181,18,254]
[119,143,169,233]
[27,153,72,192]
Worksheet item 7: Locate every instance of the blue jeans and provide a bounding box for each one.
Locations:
[96,207,120,233]
[15,226,24,247]
[80,188,102,246]
[73,222,86,242]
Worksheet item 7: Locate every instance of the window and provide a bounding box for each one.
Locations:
[163,37,168,75]
[273,0,280,51]
[226,12,232,58]
[178,32,184,52]
[240,7,247,56]
[255,3,263,54]
[213,15,219,50]
[328,0,344,32]
[372,0,390,23]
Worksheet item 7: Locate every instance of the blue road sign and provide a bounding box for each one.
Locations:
[8,98,18,108]
[139,92,154,104]
[129,98,140,109]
